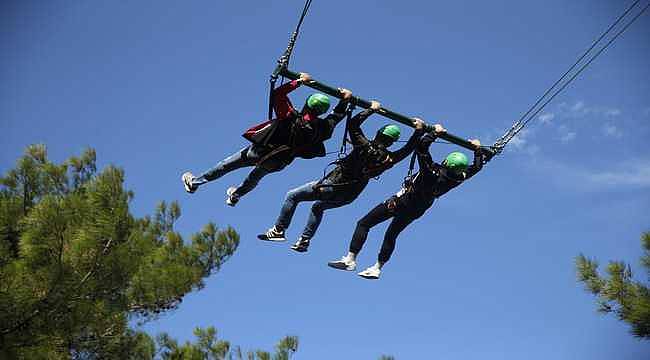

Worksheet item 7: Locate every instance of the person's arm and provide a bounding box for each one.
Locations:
[416,124,445,170]
[348,100,381,147]
[272,72,311,120]
[390,118,426,163]
[321,88,353,138]
[465,139,488,179]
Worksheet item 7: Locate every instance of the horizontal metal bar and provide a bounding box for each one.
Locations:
[280,68,496,156]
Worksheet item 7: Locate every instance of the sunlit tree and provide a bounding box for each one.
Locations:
[0,145,239,358]
[576,231,650,339]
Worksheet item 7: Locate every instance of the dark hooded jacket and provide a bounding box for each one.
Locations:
[391,133,488,213]
[322,108,424,200]
[243,80,347,161]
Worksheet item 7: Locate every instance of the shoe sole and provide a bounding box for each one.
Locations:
[327,262,355,271]
[257,234,286,242]
[290,246,308,253]
[358,273,380,280]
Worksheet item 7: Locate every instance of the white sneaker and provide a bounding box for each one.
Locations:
[327,256,357,271]
[358,266,381,280]
[226,187,239,206]
[182,172,198,193]
[257,226,286,242]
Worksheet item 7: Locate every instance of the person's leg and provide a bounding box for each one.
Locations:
[231,165,272,198]
[290,198,349,252]
[358,214,416,280]
[192,146,256,186]
[327,201,393,271]
[301,198,350,240]
[274,181,320,231]
[377,214,418,265]
[230,147,289,199]
[358,204,428,279]
[349,201,394,257]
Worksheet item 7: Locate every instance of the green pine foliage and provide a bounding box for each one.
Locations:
[0,145,240,358]
[153,327,298,360]
[576,231,650,339]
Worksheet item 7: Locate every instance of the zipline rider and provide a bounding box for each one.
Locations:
[182,72,353,206]
[258,100,426,252]
[328,125,493,279]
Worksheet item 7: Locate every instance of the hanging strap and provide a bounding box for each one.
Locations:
[401,151,417,190]
[338,101,355,158]
[407,151,417,178]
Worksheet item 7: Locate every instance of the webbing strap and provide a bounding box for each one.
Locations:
[338,101,355,158]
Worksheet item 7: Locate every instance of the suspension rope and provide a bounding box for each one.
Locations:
[276,0,313,72]
[494,0,649,152]
[264,0,314,145]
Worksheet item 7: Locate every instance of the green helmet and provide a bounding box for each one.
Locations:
[306,93,330,115]
[378,124,401,141]
[444,152,469,172]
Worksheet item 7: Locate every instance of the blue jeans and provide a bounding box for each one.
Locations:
[193,145,287,197]
[275,179,354,239]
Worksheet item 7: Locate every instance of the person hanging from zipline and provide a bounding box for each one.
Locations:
[258,100,426,252]
[182,72,353,206]
[327,125,492,279]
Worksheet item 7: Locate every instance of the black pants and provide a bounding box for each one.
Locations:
[349,199,427,263]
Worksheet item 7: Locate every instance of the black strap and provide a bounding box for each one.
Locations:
[338,101,355,159]
[407,151,417,178]
[401,146,418,190]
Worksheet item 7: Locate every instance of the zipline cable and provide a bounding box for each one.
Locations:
[505,0,641,134]
[494,0,649,151]
[516,2,649,131]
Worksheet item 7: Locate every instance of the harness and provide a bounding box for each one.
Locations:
[314,142,393,191]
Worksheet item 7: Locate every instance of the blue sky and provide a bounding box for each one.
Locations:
[2,1,649,358]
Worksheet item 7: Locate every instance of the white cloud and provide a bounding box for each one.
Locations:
[557,125,577,143]
[560,131,576,143]
[525,157,650,189]
[571,101,585,112]
[602,123,623,138]
[604,109,621,117]
[508,128,530,150]
[559,101,621,119]
[525,144,540,156]
[538,113,555,125]
[586,163,650,187]
[504,128,543,157]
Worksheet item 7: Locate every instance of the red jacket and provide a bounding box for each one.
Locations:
[243,80,303,145]
[243,80,348,161]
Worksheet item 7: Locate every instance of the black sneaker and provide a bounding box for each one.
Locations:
[182,172,198,194]
[257,226,286,242]
[290,237,310,253]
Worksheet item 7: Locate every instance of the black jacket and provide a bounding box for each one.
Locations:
[323,108,424,197]
[393,134,487,212]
